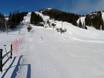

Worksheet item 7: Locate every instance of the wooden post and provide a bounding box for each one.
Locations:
[0,49,3,72]
[10,44,12,58]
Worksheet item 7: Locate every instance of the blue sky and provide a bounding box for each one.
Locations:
[0,0,104,15]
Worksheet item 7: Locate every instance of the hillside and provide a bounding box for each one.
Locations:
[1,8,104,32]
[1,11,104,78]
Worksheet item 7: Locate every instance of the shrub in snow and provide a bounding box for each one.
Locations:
[27,26,32,32]
[38,22,44,26]
[45,19,56,28]
[56,28,67,33]
[52,23,56,28]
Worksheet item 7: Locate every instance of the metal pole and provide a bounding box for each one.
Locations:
[4,45,8,57]
[0,49,3,72]
[10,44,12,58]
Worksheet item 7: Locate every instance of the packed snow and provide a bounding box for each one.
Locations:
[1,13,104,78]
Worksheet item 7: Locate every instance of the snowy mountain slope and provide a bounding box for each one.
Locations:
[21,24,104,78]
[22,9,104,31]
[23,12,104,42]
[1,8,104,32]
[20,13,104,78]
[1,12,104,78]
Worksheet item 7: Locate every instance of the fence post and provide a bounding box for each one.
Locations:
[0,49,3,72]
[10,44,12,58]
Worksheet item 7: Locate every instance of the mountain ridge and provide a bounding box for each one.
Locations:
[0,8,104,31]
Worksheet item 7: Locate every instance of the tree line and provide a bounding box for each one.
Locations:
[41,8,80,26]
[85,11,104,30]
[0,11,27,31]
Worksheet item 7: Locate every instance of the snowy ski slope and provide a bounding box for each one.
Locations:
[0,12,104,78]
